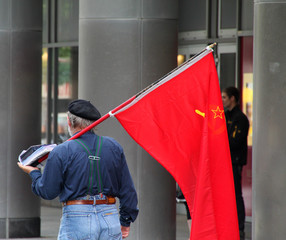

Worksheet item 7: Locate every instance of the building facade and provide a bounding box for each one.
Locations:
[1,0,286,239]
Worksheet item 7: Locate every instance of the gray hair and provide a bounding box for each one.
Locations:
[67,111,96,133]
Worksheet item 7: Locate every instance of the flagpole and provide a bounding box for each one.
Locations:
[68,95,136,140]
[135,42,217,97]
[68,43,216,140]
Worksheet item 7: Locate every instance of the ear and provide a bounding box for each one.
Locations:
[230,95,236,103]
[67,115,71,127]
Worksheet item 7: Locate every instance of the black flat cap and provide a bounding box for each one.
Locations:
[68,99,101,121]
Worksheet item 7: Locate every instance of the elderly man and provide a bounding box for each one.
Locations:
[18,99,139,240]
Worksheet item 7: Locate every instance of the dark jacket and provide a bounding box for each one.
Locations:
[225,105,249,166]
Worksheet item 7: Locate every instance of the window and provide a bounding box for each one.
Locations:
[219,53,236,90]
[42,0,79,144]
[217,44,237,90]
[56,47,78,143]
[178,0,208,40]
[57,0,79,42]
[42,48,48,143]
[218,0,237,37]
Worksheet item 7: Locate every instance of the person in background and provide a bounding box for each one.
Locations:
[18,99,139,239]
[222,87,249,240]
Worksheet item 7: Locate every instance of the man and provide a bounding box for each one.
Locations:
[222,87,249,240]
[18,99,139,239]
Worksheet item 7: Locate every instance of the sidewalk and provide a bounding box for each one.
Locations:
[10,206,251,239]
[39,206,61,239]
[11,206,61,240]
[176,214,252,240]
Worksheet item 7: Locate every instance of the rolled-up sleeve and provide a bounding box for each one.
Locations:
[118,152,139,226]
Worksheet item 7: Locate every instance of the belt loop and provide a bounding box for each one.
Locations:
[93,197,96,205]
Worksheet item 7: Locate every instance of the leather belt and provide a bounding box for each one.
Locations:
[63,196,116,206]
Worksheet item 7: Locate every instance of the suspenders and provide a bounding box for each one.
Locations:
[74,136,103,195]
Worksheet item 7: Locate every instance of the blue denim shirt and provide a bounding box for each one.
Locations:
[29,132,138,226]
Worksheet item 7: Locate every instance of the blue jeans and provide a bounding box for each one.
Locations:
[58,201,122,240]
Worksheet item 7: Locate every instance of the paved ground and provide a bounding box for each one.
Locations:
[9,206,251,240]
[176,214,252,240]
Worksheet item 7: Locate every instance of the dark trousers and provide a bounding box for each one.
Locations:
[233,165,245,232]
[184,202,191,220]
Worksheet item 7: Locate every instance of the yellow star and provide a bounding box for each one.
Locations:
[211,106,224,119]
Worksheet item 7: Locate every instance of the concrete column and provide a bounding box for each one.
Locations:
[253,0,286,239]
[79,0,178,239]
[0,0,42,238]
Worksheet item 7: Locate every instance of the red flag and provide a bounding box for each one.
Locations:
[113,49,239,240]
